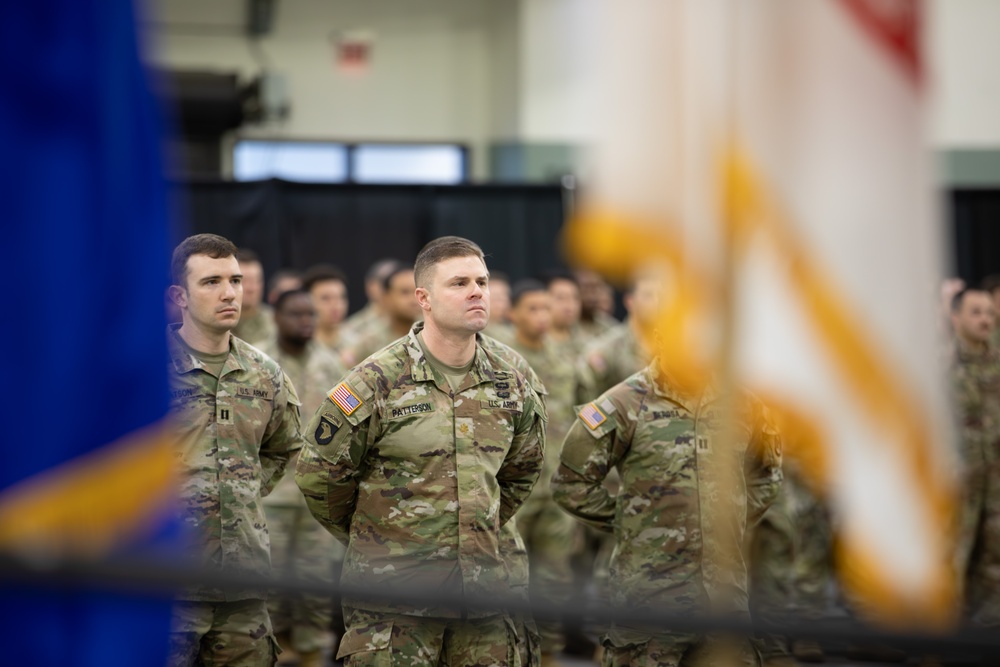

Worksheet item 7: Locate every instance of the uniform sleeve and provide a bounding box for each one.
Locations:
[744,396,784,527]
[551,398,632,533]
[295,376,375,544]
[951,363,987,578]
[497,384,547,526]
[259,370,304,496]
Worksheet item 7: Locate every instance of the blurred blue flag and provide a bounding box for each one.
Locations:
[0,0,178,664]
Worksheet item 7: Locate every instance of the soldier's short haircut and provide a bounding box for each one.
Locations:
[540,269,578,289]
[510,279,548,307]
[237,247,261,265]
[267,268,302,295]
[490,271,510,286]
[273,288,311,312]
[366,258,402,284]
[383,264,415,292]
[302,264,348,292]
[171,233,238,288]
[414,236,486,288]
[952,287,990,313]
[981,274,1000,295]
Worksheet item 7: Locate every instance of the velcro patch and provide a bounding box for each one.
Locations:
[329,382,363,415]
[236,387,272,401]
[579,402,607,430]
[390,403,434,419]
[314,416,340,445]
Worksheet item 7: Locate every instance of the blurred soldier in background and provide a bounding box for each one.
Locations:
[980,275,1000,350]
[748,459,835,665]
[949,288,1000,625]
[234,248,276,345]
[575,269,619,341]
[266,269,304,307]
[340,264,420,367]
[257,289,348,667]
[303,264,353,354]
[552,357,782,667]
[341,259,401,341]
[165,234,303,666]
[545,271,586,358]
[505,279,582,661]
[483,270,514,342]
[296,236,546,666]
[578,275,658,401]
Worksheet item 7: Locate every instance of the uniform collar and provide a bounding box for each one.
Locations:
[167,323,249,377]
[646,359,720,414]
[407,321,497,389]
[954,336,997,364]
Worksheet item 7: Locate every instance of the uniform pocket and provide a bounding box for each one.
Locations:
[336,621,394,667]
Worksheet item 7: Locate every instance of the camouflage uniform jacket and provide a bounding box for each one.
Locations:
[296,321,547,617]
[578,322,650,402]
[339,316,405,368]
[166,325,304,601]
[552,362,782,618]
[233,303,276,346]
[578,311,619,343]
[256,339,347,507]
[506,339,576,499]
[950,339,1000,601]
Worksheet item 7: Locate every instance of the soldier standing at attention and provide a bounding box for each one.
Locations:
[578,274,659,402]
[296,236,546,666]
[504,279,581,660]
[165,233,304,666]
[552,358,782,667]
[233,248,276,345]
[949,288,1000,624]
[256,289,348,666]
[303,264,354,354]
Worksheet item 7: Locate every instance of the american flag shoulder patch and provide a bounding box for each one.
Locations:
[329,382,363,416]
[579,402,607,430]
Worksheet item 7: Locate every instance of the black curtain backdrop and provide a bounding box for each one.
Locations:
[171,179,569,314]
[951,189,1000,287]
[171,180,996,312]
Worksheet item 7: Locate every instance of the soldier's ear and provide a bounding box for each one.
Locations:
[415,286,432,311]
[167,285,187,309]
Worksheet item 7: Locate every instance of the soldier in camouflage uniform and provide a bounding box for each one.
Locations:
[552,360,783,667]
[578,276,658,402]
[949,288,1000,625]
[748,459,834,663]
[339,264,420,368]
[341,259,400,342]
[296,237,546,666]
[165,234,304,667]
[303,264,356,355]
[505,279,583,658]
[233,247,276,346]
[575,269,620,342]
[257,289,349,666]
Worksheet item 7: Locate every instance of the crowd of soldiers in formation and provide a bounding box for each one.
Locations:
[168,232,1000,667]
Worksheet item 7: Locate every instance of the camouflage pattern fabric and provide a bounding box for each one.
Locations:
[234,303,276,347]
[748,460,834,618]
[506,338,583,653]
[295,321,546,619]
[340,303,380,342]
[578,323,650,402]
[256,339,347,653]
[578,311,620,344]
[552,362,782,659]
[338,608,530,666]
[601,634,758,667]
[951,338,1000,625]
[168,595,279,667]
[166,324,303,602]
[339,316,404,368]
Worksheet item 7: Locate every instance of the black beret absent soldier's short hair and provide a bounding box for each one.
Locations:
[172,233,238,288]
